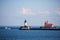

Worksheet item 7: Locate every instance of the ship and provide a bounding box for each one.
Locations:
[39,21,60,30]
[5,27,11,30]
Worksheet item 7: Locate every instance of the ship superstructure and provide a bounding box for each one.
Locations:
[44,21,53,27]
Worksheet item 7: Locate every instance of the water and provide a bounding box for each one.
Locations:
[0,26,60,40]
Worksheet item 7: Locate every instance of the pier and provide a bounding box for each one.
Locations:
[19,20,60,30]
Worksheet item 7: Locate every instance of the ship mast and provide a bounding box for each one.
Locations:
[45,20,48,24]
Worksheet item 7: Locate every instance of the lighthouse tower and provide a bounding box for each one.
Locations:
[24,20,28,26]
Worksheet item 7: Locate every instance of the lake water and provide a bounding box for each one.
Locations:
[0,26,60,40]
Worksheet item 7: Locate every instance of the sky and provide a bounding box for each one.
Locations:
[0,0,60,26]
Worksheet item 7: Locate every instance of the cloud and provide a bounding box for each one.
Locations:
[55,8,60,15]
[21,8,36,15]
[39,10,50,15]
[20,8,50,15]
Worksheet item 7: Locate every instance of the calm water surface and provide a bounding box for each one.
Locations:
[0,26,60,40]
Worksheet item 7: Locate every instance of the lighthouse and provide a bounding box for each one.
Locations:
[24,20,28,26]
[19,20,31,30]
